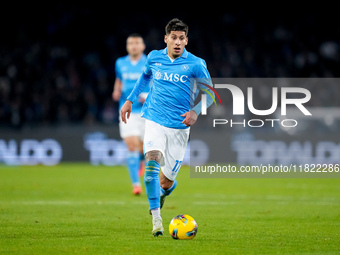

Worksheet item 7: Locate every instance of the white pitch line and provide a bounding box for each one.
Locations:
[0,200,148,206]
[0,197,338,206]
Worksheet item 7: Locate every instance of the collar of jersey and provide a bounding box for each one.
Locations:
[161,47,188,59]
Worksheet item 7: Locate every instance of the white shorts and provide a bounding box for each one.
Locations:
[119,113,145,140]
[144,119,190,181]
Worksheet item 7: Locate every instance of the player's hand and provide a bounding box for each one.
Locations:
[181,110,197,127]
[138,97,146,104]
[112,90,121,102]
[138,92,148,104]
[120,100,132,124]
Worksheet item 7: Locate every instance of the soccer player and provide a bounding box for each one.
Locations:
[120,18,214,236]
[113,33,150,195]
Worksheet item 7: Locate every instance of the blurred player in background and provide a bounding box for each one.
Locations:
[120,19,214,236]
[112,34,150,195]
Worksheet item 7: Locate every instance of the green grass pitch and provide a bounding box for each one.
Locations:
[1,163,340,254]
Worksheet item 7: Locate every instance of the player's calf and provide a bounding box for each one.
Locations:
[144,160,161,209]
[160,178,177,209]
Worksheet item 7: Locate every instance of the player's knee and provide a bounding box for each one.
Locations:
[126,143,138,151]
[124,137,140,151]
[145,150,163,164]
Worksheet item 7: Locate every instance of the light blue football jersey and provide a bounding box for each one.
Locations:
[127,48,213,129]
[115,54,150,113]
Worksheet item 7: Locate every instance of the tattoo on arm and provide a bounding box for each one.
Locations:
[145,150,163,164]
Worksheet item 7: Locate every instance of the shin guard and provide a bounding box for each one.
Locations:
[144,160,160,210]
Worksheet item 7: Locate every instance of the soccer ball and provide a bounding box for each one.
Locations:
[169,214,198,240]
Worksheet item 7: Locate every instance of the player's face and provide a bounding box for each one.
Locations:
[126,37,145,58]
[164,31,188,59]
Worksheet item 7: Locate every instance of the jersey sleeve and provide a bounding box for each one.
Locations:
[191,58,215,116]
[142,51,154,76]
[193,59,211,79]
[115,59,122,80]
[127,52,153,103]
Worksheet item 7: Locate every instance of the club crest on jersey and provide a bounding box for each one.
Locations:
[181,64,189,71]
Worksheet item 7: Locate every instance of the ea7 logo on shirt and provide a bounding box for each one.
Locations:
[154,71,188,83]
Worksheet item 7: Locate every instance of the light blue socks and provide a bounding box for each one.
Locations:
[160,179,177,196]
[126,151,141,185]
[144,160,160,210]
[144,161,178,210]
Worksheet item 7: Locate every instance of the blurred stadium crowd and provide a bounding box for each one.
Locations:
[1,6,340,128]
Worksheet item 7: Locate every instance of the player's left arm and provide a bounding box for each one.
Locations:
[182,59,215,127]
[121,72,152,124]
[138,82,151,104]
[181,110,198,127]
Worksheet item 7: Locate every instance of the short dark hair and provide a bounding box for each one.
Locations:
[165,18,188,36]
[127,33,143,39]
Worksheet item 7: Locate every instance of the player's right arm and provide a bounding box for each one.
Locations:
[113,58,123,102]
[126,72,152,103]
[121,72,152,124]
[121,51,154,124]
[120,100,132,124]
[112,78,122,101]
